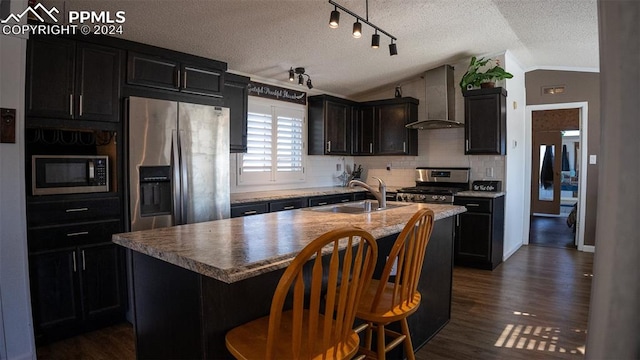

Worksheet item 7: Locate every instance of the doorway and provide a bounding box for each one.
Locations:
[524,103,588,251]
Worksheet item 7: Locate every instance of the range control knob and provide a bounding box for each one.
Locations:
[416,194,426,201]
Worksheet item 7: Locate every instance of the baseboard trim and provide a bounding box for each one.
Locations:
[503,243,522,261]
[582,245,595,253]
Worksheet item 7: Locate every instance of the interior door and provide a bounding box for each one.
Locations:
[531,130,562,214]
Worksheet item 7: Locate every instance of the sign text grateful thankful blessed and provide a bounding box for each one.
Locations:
[247,81,306,105]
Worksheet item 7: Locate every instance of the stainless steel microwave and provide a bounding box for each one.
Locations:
[32,155,109,195]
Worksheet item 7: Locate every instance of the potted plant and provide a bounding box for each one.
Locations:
[459,56,513,91]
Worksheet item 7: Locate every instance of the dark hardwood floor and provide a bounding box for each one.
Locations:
[529,215,576,249]
[36,246,592,360]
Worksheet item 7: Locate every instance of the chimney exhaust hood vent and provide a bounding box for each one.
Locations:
[405,65,463,130]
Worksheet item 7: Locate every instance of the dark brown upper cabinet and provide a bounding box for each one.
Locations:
[308,95,355,155]
[354,98,419,156]
[127,52,224,97]
[26,36,122,123]
[224,73,250,153]
[463,87,507,155]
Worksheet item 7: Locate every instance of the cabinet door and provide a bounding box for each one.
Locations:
[181,64,223,97]
[76,43,121,122]
[29,249,80,329]
[325,101,351,155]
[230,202,269,217]
[80,243,124,319]
[455,212,492,262]
[376,103,412,155]
[224,75,249,153]
[353,106,375,155]
[464,91,506,155]
[127,52,180,91]
[26,36,75,119]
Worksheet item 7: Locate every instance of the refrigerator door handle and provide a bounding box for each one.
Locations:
[172,130,182,225]
[178,129,189,224]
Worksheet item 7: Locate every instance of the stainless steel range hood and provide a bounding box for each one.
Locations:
[405,65,463,130]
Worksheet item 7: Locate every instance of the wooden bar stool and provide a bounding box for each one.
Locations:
[355,209,435,360]
[225,227,378,360]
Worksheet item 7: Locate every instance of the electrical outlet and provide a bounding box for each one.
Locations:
[386,162,391,171]
[486,167,494,178]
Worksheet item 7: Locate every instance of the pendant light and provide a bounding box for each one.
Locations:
[389,39,398,56]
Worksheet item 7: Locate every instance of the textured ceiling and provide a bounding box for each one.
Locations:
[44,0,599,97]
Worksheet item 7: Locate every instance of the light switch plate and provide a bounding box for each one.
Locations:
[589,155,597,164]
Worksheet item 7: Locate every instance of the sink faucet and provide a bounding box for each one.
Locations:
[348,177,387,209]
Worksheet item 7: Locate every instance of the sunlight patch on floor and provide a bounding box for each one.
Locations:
[494,323,586,355]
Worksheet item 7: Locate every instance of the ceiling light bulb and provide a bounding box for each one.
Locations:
[329,9,340,28]
[352,21,362,38]
[389,41,398,56]
[298,74,304,85]
[371,33,380,48]
[307,78,313,89]
[289,68,295,81]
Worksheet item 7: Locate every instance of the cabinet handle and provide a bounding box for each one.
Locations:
[72,252,77,272]
[65,207,89,213]
[317,202,328,206]
[341,199,350,203]
[326,141,331,153]
[456,215,459,226]
[183,71,187,88]
[283,206,295,210]
[66,231,89,237]
[79,94,83,117]
[69,94,74,116]
[369,143,373,153]
[81,250,86,271]
[243,210,257,215]
[465,203,480,207]
[176,69,181,88]
[403,141,406,153]
[466,139,469,152]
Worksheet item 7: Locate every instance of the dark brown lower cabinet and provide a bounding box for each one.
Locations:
[454,196,505,269]
[29,243,125,342]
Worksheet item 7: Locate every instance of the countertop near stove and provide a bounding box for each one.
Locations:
[457,191,506,198]
[231,186,404,204]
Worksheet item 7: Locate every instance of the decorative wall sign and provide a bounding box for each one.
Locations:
[247,81,307,105]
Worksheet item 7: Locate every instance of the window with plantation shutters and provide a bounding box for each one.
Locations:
[238,98,306,184]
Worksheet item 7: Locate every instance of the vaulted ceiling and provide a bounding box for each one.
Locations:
[45,0,599,97]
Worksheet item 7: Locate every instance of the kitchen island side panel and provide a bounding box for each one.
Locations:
[129,218,454,359]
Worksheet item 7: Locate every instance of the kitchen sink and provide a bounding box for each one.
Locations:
[306,201,412,214]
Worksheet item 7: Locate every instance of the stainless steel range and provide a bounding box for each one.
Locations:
[396,168,470,204]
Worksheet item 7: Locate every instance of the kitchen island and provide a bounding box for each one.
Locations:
[113,202,465,359]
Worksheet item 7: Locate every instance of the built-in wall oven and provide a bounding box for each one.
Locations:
[32,155,109,195]
[395,167,470,204]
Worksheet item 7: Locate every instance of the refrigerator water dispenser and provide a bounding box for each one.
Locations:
[139,166,171,217]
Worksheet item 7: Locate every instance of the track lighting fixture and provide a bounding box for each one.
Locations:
[389,39,398,56]
[371,30,380,48]
[327,0,397,56]
[352,20,362,38]
[329,6,340,28]
[288,67,313,89]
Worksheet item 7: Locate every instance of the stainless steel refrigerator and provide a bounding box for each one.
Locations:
[127,96,230,231]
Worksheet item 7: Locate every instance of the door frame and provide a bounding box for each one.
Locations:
[523,102,589,251]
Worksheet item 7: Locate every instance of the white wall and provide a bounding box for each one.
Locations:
[503,50,527,260]
[0,30,36,360]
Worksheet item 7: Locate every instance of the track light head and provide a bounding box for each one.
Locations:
[289,68,295,81]
[329,8,340,28]
[389,41,398,56]
[298,74,304,85]
[371,33,380,48]
[352,21,362,38]
[307,78,313,89]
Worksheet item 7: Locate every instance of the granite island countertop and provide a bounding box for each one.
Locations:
[113,202,465,284]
